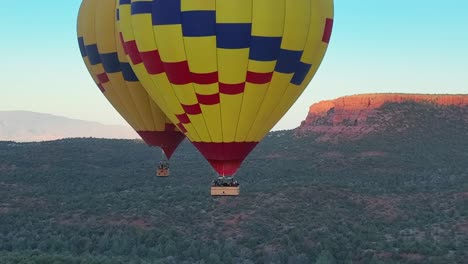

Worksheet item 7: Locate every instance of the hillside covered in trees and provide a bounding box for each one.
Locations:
[0,100,467,263]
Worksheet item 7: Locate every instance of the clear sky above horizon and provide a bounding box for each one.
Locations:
[0,0,467,130]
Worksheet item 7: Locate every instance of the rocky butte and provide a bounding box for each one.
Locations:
[295,93,468,142]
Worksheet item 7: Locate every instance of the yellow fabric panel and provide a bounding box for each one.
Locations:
[184,35,222,141]
[99,78,141,130]
[126,82,157,130]
[149,75,187,118]
[149,22,214,141]
[79,0,97,50]
[234,82,269,141]
[244,0,315,142]
[93,1,147,130]
[253,0,335,141]
[194,83,218,95]
[117,2,177,126]
[148,99,166,131]
[129,13,154,52]
[220,94,243,142]
[302,0,326,63]
[251,0,285,37]
[216,0,252,23]
[79,0,180,134]
[256,84,303,140]
[231,0,291,141]
[247,60,276,73]
[217,48,249,84]
[280,0,310,51]
[172,84,198,106]
[81,54,138,131]
[172,83,212,142]
[94,0,116,54]
[200,104,223,143]
[117,3,134,45]
[245,72,293,141]
[79,0,141,130]
[184,37,217,73]
[181,0,215,11]
[105,72,145,129]
[149,74,202,141]
[321,0,335,18]
[185,114,211,142]
[117,0,190,133]
[153,25,186,63]
[234,60,275,141]
[179,123,201,142]
[126,61,178,128]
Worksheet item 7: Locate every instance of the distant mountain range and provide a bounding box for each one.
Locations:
[0,111,137,142]
[2,94,467,143]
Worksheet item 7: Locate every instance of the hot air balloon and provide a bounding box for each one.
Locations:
[117,0,334,194]
[77,0,185,176]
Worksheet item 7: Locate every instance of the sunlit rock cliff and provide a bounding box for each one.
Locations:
[296,94,468,142]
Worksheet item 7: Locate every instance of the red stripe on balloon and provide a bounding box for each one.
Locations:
[196,93,220,105]
[192,141,259,176]
[140,50,165,74]
[163,61,191,85]
[219,82,245,95]
[246,71,273,84]
[165,123,176,132]
[125,40,143,65]
[176,113,190,124]
[177,123,187,133]
[190,72,218,84]
[182,103,202,115]
[322,18,334,43]
[97,73,110,84]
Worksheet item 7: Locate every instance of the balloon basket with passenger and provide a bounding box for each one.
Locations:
[156,148,170,177]
[211,177,240,196]
[156,161,170,177]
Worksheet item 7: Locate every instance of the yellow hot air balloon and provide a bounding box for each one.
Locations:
[77,0,185,170]
[117,0,334,181]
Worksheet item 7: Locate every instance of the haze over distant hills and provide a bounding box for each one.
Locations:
[0,111,137,142]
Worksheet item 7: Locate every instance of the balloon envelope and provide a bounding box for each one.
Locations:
[77,0,185,158]
[118,0,334,174]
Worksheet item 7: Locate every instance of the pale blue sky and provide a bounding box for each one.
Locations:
[0,0,467,130]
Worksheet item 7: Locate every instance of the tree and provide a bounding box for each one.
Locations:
[314,250,336,264]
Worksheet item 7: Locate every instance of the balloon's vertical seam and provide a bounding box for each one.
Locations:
[178,7,214,143]
[146,95,159,131]
[243,0,288,141]
[94,0,145,130]
[231,0,255,143]
[107,0,149,131]
[259,0,334,139]
[253,0,314,140]
[123,0,174,132]
[89,0,135,128]
[213,0,225,143]
[149,0,208,141]
[123,0,200,139]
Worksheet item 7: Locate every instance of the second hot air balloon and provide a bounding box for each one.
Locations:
[77,0,185,176]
